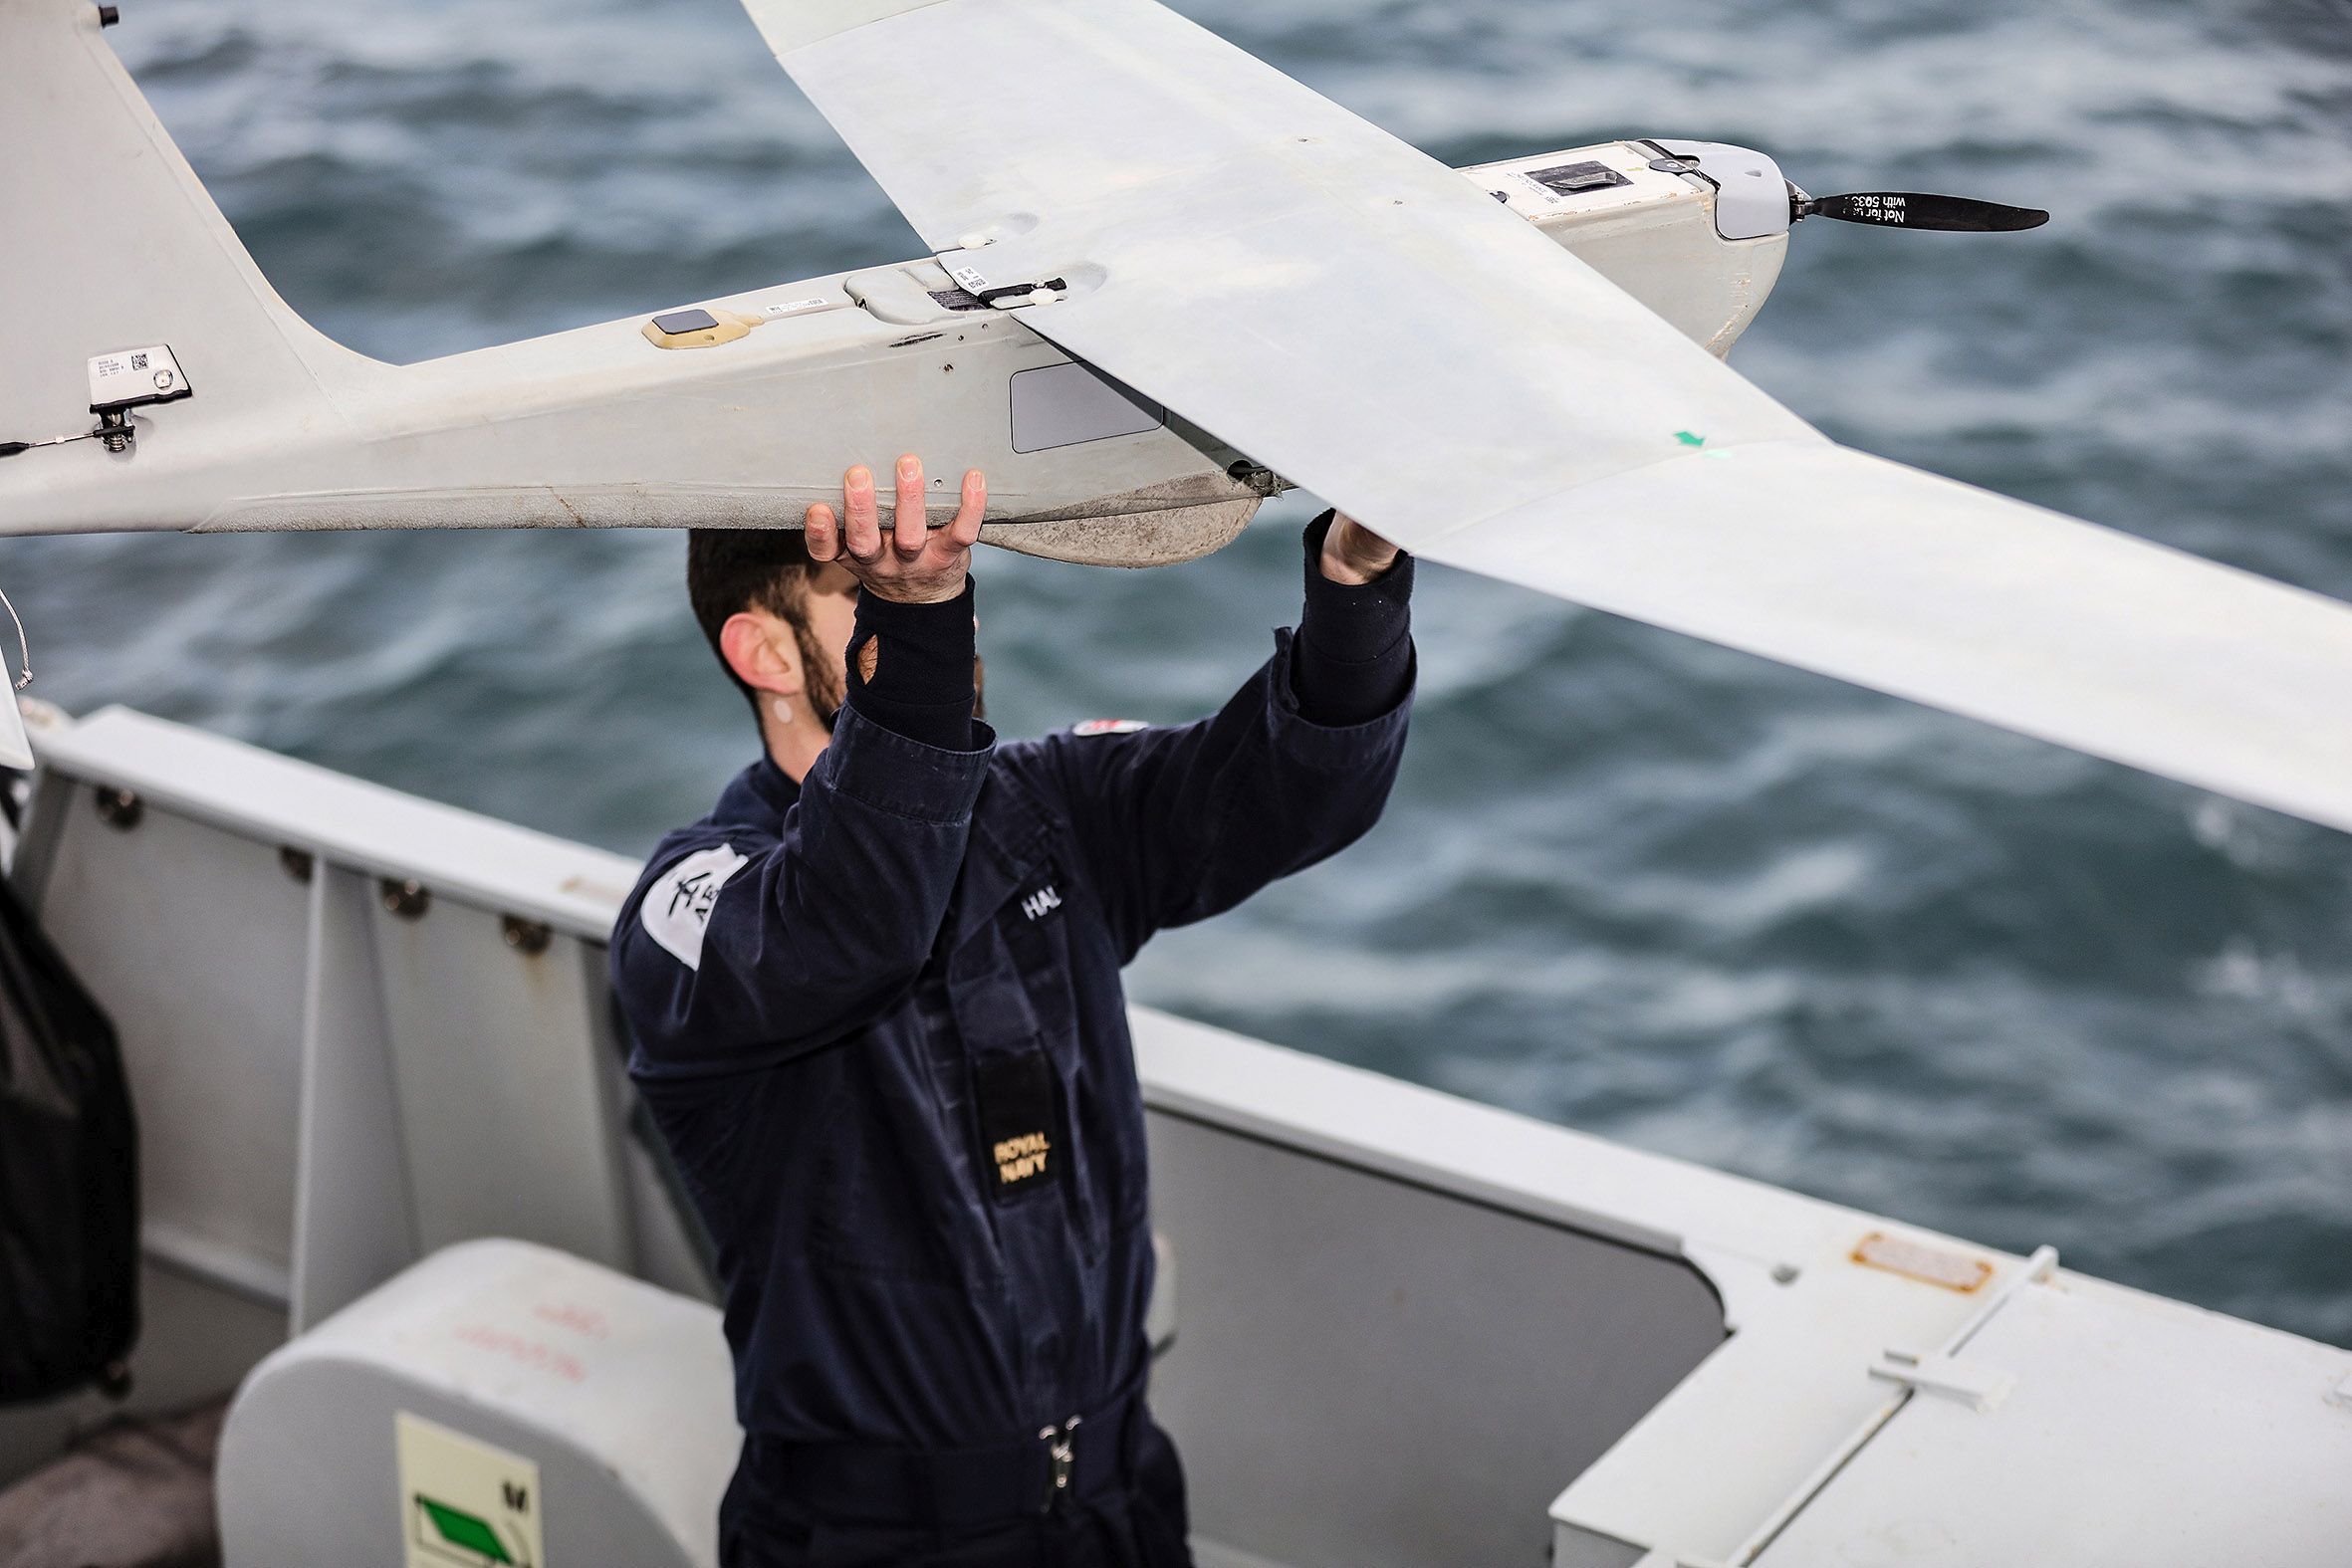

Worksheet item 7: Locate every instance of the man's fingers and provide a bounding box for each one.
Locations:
[949,469,986,547]
[805,501,838,562]
[842,465,882,562]
[823,457,976,585]
[892,454,928,560]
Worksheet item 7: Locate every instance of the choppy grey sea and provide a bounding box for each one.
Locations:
[17,0,2352,1345]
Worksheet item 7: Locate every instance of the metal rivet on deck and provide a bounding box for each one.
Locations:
[379,878,429,919]
[1771,1263,1801,1285]
[93,786,142,830]
[501,916,552,956]
[279,847,315,883]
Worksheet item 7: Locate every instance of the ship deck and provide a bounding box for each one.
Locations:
[3,703,2346,1565]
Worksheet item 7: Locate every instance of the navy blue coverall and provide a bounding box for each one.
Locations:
[611,517,1414,1567]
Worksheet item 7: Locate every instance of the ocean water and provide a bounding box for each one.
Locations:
[16,0,2351,1346]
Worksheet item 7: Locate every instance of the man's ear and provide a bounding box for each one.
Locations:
[718,611,804,698]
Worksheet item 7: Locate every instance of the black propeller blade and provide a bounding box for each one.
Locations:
[1794,191,2049,232]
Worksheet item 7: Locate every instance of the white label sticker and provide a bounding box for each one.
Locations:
[395,1411,545,1568]
[949,263,990,293]
[86,343,185,407]
[639,843,748,971]
[761,296,833,318]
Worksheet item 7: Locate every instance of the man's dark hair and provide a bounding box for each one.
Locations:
[686,529,841,717]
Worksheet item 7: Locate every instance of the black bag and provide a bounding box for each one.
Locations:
[0,873,137,1405]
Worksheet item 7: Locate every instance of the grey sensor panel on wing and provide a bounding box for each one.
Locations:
[1009,361,1165,454]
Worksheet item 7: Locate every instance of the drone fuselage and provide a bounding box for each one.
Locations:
[0,0,1786,564]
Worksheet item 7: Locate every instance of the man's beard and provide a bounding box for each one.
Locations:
[795,622,845,724]
[793,634,984,727]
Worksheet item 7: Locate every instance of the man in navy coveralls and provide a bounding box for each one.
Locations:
[610,454,1414,1567]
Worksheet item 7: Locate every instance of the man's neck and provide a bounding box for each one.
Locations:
[760,708,833,784]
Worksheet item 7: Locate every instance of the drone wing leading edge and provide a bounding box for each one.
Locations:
[751,0,2352,837]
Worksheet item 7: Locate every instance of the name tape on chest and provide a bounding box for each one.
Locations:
[974,1049,1059,1200]
[639,844,749,971]
[993,1131,1052,1187]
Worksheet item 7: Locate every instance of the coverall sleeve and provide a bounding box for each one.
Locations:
[1037,517,1415,965]
[613,588,988,1073]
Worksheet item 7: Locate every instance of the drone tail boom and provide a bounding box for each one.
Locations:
[0,1,1274,552]
[0,1,344,760]
[0,0,371,512]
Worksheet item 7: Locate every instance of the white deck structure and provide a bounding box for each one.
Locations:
[1,702,2346,1565]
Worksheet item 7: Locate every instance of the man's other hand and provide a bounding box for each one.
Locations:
[1318,510,1401,585]
[806,456,987,604]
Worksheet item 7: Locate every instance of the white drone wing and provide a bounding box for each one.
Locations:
[748,0,2352,835]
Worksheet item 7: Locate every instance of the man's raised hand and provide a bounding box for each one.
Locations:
[806,456,987,604]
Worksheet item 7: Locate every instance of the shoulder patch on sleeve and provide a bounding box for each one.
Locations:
[639,844,750,972]
[1071,718,1149,737]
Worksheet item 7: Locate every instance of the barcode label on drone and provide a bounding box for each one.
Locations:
[87,344,188,409]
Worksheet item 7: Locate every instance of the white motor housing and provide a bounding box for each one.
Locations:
[1465,138,1790,357]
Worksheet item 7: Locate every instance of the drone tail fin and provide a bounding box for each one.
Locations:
[0,1,365,491]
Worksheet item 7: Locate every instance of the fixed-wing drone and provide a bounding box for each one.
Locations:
[4,0,2349,843]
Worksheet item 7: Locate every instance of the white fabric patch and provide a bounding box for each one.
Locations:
[639,844,749,972]
[1072,718,1148,737]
